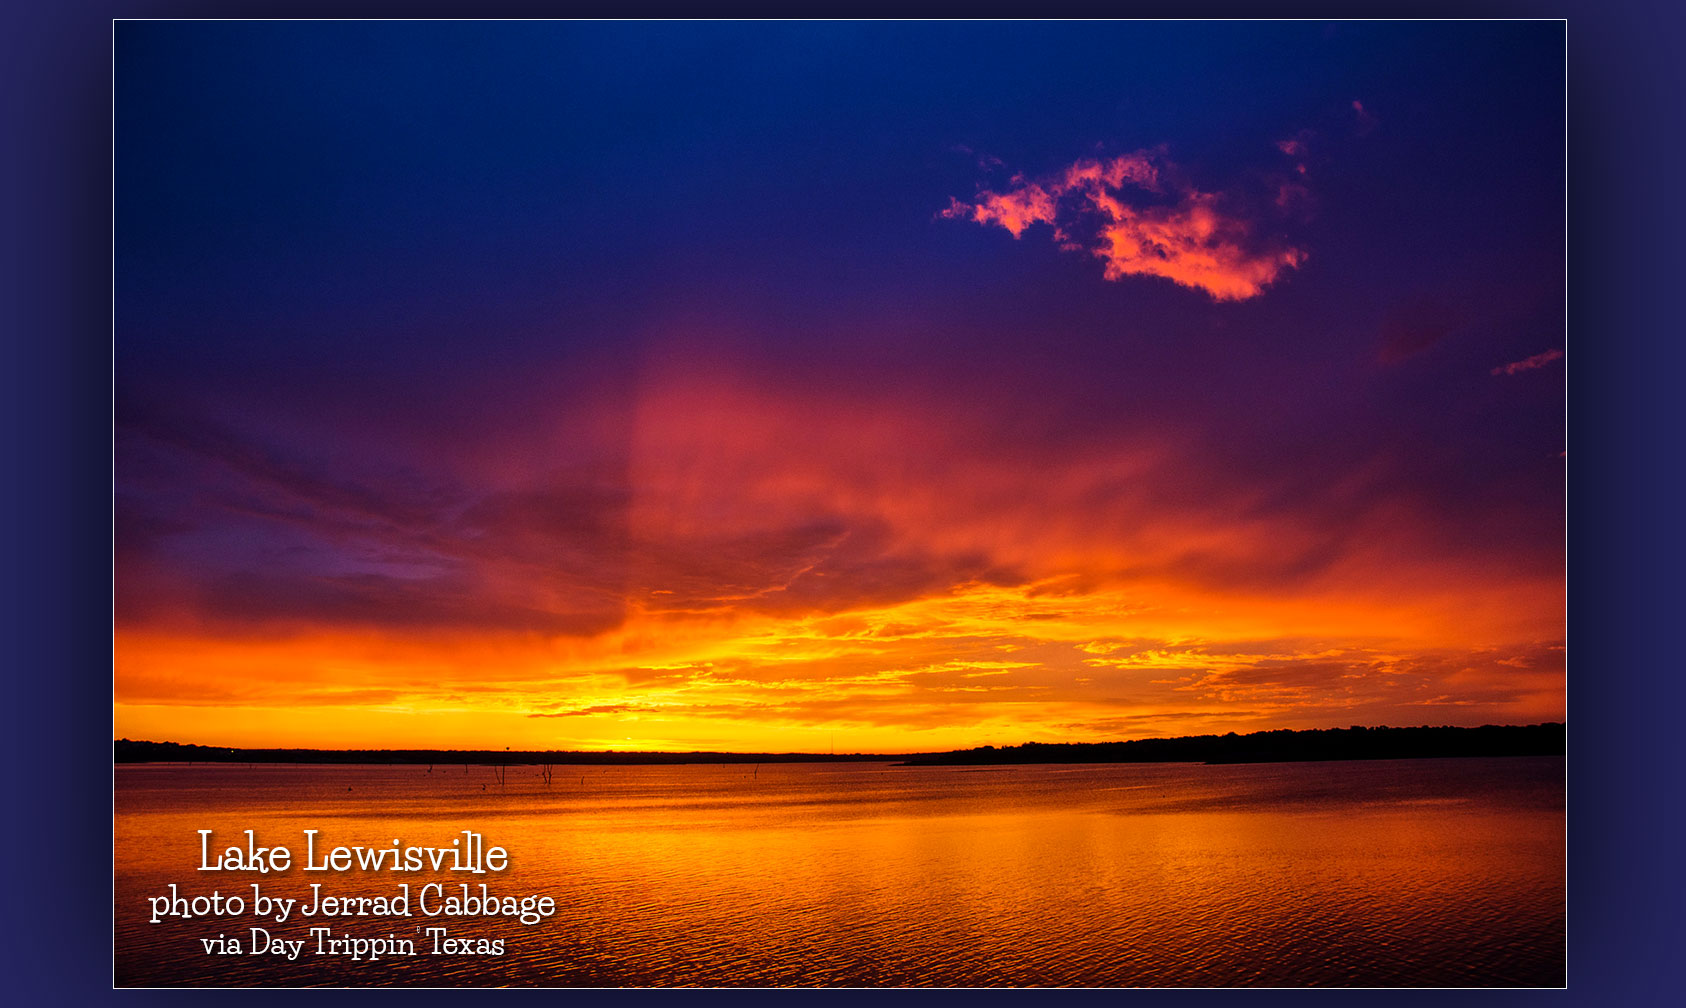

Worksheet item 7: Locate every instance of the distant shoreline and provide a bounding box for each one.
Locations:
[114,723,1564,767]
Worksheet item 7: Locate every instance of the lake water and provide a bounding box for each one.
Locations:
[113,757,1564,987]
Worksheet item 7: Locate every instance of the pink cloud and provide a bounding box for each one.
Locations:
[1352,99,1378,134]
[1491,349,1563,376]
[941,148,1306,301]
[1277,131,1314,176]
[941,183,1056,239]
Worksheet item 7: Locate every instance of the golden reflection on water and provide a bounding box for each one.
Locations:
[114,758,1564,987]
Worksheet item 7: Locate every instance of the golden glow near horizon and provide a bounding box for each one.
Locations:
[115,366,1563,753]
[115,557,1563,753]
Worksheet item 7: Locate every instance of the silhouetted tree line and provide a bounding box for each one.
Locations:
[896,723,1566,766]
[110,739,876,766]
[115,723,1563,767]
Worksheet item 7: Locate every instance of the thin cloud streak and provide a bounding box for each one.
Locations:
[1492,349,1563,376]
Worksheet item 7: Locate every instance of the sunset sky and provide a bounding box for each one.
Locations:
[114,22,1565,753]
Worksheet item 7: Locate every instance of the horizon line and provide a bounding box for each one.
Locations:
[114,721,1566,761]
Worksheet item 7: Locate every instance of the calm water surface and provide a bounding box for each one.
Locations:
[114,757,1564,987]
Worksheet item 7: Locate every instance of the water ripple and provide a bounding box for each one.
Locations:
[116,758,1564,987]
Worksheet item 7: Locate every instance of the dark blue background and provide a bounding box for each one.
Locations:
[5,1,1680,1001]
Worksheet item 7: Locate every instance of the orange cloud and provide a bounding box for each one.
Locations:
[941,149,1305,300]
[942,186,1056,239]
